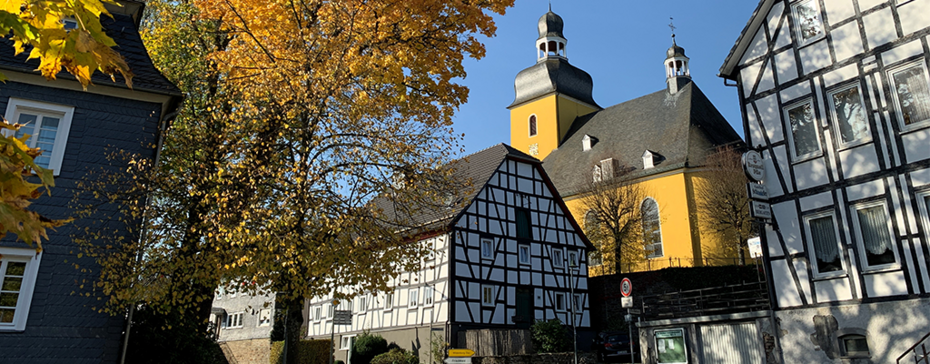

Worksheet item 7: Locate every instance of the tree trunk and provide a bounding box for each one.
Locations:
[283,296,304,364]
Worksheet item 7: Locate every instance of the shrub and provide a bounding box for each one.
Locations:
[351,332,389,364]
[270,339,332,364]
[370,348,418,364]
[124,306,227,364]
[530,319,571,353]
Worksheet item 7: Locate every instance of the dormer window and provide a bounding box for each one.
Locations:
[642,150,656,169]
[582,135,597,151]
[600,158,615,179]
[593,165,602,182]
[528,115,537,137]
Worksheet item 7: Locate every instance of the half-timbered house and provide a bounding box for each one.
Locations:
[304,144,593,363]
[720,0,930,362]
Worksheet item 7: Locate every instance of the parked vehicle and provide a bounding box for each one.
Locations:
[592,331,640,363]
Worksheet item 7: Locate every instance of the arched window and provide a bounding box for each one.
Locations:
[528,115,537,137]
[641,198,663,258]
[584,211,603,266]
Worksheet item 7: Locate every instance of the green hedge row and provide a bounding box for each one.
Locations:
[271,339,333,364]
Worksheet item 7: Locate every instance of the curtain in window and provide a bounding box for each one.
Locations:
[809,216,841,273]
[857,206,896,266]
[893,66,930,126]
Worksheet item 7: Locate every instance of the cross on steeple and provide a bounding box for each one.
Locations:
[669,17,676,38]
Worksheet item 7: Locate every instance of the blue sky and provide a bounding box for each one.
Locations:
[451,0,761,156]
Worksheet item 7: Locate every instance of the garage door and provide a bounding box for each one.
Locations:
[700,322,764,364]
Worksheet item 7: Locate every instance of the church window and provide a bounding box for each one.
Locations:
[784,99,822,162]
[889,62,930,130]
[828,84,871,148]
[528,115,538,137]
[642,198,663,259]
[791,0,825,45]
[803,212,844,278]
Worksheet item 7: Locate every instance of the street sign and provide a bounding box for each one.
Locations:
[750,201,772,220]
[444,358,472,364]
[620,278,632,297]
[621,296,633,308]
[333,310,352,325]
[628,308,642,315]
[447,349,475,357]
[748,237,763,259]
[742,150,765,182]
[747,183,768,200]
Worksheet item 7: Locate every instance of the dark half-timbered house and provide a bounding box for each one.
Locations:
[304,144,593,363]
[720,0,930,362]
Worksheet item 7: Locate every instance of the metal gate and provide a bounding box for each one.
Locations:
[700,322,764,364]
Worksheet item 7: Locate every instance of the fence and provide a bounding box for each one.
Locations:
[898,331,930,364]
[464,329,533,357]
[640,281,769,320]
[603,257,761,274]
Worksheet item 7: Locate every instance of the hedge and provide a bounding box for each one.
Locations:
[271,339,333,364]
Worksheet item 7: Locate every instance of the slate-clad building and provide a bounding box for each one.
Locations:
[304,144,593,364]
[720,0,930,362]
[0,1,181,362]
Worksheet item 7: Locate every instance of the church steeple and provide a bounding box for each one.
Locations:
[536,7,567,61]
[665,19,691,94]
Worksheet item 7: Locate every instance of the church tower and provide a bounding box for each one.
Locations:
[508,8,599,161]
[665,34,691,94]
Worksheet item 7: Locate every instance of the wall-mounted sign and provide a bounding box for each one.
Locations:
[742,150,765,182]
[448,349,475,357]
[750,201,772,220]
[747,237,763,259]
[747,183,768,200]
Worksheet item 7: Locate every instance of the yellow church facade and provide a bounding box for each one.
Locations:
[509,10,745,275]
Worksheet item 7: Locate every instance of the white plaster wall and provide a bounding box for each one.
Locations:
[831,21,864,62]
[863,7,897,49]
[902,128,930,163]
[839,143,881,178]
[794,158,830,191]
[899,0,930,35]
[799,40,832,74]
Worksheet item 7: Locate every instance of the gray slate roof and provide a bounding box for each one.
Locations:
[537,11,565,39]
[0,12,181,96]
[510,58,598,108]
[542,81,743,197]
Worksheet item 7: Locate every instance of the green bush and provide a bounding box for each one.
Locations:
[370,348,418,364]
[270,339,332,364]
[351,332,388,364]
[530,319,571,353]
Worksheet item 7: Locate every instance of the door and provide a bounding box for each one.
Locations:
[514,287,532,329]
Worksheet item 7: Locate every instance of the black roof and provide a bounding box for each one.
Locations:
[0,12,181,96]
[542,82,743,197]
[510,58,598,108]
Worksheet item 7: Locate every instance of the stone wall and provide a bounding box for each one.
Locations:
[223,338,271,364]
[472,352,596,364]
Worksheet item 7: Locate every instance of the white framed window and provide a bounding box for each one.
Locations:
[851,202,900,271]
[791,0,825,46]
[258,309,272,326]
[3,98,75,175]
[0,248,41,332]
[785,99,823,162]
[803,212,846,278]
[385,292,394,310]
[409,289,418,308]
[423,286,434,306]
[518,244,531,265]
[481,285,494,307]
[567,250,579,269]
[828,84,872,148]
[327,303,335,317]
[224,312,244,328]
[528,114,538,137]
[357,295,368,312]
[340,335,355,351]
[572,294,582,312]
[888,61,930,131]
[552,248,564,268]
[313,306,321,321]
[480,238,494,260]
[554,292,566,312]
[642,198,664,259]
[917,191,930,244]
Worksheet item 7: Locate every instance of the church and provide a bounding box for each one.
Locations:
[508,9,746,275]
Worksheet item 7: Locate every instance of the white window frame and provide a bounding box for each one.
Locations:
[258,309,272,327]
[327,302,335,317]
[480,238,494,260]
[567,250,579,270]
[3,98,75,175]
[518,244,531,265]
[408,289,418,308]
[784,98,823,162]
[917,191,930,245]
[314,306,322,321]
[384,292,394,310]
[803,211,847,279]
[642,197,664,259]
[791,0,826,46]
[827,83,872,149]
[850,201,901,272]
[0,248,41,332]
[225,312,244,329]
[340,335,356,351]
[423,286,434,307]
[357,295,368,312]
[887,60,930,132]
[481,285,494,307]
[552,248,564,268]
[554,292,566,312]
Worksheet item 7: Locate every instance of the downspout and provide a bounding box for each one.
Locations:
[119,102,182,364]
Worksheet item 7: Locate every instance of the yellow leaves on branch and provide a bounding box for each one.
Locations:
[0,0,133,88]
[0,120,70,251]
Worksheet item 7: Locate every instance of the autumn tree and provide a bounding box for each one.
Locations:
[696,146,753,265]
[577,168,648,274]
[72,0,514,362]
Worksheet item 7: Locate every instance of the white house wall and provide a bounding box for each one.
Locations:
[733,0,930,309]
